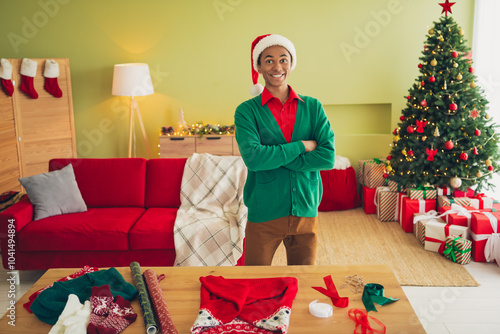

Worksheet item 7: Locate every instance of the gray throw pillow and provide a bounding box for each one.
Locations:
[18,164,87,220]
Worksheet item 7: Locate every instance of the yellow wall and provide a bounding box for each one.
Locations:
[1,0,475,164]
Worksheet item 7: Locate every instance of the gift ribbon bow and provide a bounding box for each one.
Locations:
[348,308,386,334]
[415,185,433,199]
[361,283,399,312]
[442,203,479,226]
[442,236,469,262]
[312,275,349,308]
[413,210,446,225]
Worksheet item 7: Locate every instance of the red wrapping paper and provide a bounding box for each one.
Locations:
[438,206,478,228]
[143,269,178,334]
[470,212,500,262]
[398,195,436,233]
[362,186,377,214]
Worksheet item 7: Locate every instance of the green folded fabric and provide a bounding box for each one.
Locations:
[31,267,137,325]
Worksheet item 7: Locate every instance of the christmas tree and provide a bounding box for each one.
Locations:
[387,0,500,192]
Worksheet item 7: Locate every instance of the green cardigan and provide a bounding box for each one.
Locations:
[235,94,335,223]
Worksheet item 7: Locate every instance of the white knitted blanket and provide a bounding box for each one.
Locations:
[173,153,248,266]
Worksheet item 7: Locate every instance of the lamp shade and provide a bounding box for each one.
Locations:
[112,63,154,96]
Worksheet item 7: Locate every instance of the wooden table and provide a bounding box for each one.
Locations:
[0,265,425,333]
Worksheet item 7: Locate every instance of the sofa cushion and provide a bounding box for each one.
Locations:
[129,208,177,250]
[18,164,87,220]
[145,158,187,208]
[18,207,145,251]
[49,158,147,207]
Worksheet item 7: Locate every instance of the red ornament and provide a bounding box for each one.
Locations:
[475,129,481,136]
[460,152,468,160]
[439,0,456,17]
[469,67,474,73]
[383,173,388,178]
[426,148,438,161]
[473,147,478,155]
[400,115,406,121]
[418,64,423,68]
[449,103,458,111]
[387,155,392,160]
[444,141,454,150]
[408,149,414,156]
[406,95,411,100]
[393,128,398,135]
[488,166,494,171]
[407,126,415,134]
[421,81,425,86]
[420,100,427,107]
[452,51,458,58]
[416,120,427,133]
[429,76,436,83]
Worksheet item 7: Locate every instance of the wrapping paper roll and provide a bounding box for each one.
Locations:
[144,269,178,334]
[130,262,158,334]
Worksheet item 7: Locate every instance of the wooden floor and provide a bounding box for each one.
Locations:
[1,210,500,333]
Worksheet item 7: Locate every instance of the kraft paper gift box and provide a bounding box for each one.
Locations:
[443,235,472,265]
[413,212,447,245]
[424,221,468,253]
[375,187,398,222]
[407,187,437,200]
[387,180,407,193]
[358,159,387,188]
[398,195,437,233]
[437,195,471,208]
[435,185,452,196]
[362,186,377,214]
[438,204,479,228]
[470,211,500,264]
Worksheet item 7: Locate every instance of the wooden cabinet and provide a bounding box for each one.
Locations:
[159,134,240,158]
[0,58,76,193]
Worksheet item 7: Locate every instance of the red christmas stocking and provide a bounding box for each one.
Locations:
[97,295,137,334]
[0,58,14,96]
[20,58,38,99]
[44,59,63,98]
[87,285,114,334]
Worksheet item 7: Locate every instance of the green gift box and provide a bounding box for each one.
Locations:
[443,235,472,265]
[408,187,437,200]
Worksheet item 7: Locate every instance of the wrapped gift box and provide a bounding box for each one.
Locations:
[398,195,437,233]
[362,186,377,214]
[388,180,407,193]
[413,213,446,246]
[469,195,494,210]
[443,235,472,265]
[438,205,479,228]
[375,187,398,222]
[435,185,452,196]
[470,211,500,263]
[408,187,437,200]
[358,159,387,188]
[453,188,475,198]
[437,195,471,208]
[424,221,468,252]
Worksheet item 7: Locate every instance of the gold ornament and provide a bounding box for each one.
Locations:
[485,114,490,119]
[402,149,407,155]
[422,136,427,141]
[386,165,392,172]
[458,29,464,36]
[394,135,400,142]
[430,59,437,67]
[453,62,458,68]
[485,159,492,166]
[439,36,444,42]
[476,171,482,178]
[429,28,435,35]
[471,81,477,88]
[456,73,462,80]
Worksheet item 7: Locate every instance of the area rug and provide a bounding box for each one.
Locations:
[272,208,479,287]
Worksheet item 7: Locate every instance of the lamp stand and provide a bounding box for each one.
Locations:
[128,96,152,158]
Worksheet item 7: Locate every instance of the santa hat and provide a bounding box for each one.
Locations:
[250,34,297,96]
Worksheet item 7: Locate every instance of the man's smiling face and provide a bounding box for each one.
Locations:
[257,45,291,90]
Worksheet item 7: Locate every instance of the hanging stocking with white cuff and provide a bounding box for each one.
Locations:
[20,58,38,99]
[0,58,14,96]
[44,59,63,98]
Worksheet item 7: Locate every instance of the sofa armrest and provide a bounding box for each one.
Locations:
[0,196,33,239]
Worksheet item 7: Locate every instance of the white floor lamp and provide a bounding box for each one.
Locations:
[112,63,154,158]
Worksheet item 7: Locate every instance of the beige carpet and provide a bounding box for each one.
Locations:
[272,208,479,287]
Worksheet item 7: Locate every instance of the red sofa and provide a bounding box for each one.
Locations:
[0,158,244,270]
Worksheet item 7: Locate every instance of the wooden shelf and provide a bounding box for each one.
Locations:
[159,134,240,158]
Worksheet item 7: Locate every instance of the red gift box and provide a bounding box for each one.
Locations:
[438,205,479,228]
[362,186,376,214]
[453,188,475,198]
[470,211,500,263]
[398,195,437,233]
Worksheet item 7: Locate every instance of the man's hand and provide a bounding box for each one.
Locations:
[302,140,317,152]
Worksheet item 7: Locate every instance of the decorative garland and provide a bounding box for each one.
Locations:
[161,122,235,138]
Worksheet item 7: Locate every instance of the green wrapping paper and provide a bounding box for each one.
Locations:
[130,261,158,334]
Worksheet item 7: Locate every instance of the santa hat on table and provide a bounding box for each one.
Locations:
[250,34,297,96]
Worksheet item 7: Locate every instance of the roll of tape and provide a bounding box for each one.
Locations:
[309,300,333,318]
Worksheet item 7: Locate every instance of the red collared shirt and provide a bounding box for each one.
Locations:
[261,86,303,143]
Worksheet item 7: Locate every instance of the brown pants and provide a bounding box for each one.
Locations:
[244,216,318,266]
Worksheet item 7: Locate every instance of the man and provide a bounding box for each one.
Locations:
[234,34,335,266]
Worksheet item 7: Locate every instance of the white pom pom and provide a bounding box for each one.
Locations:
[250,83,264,96]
